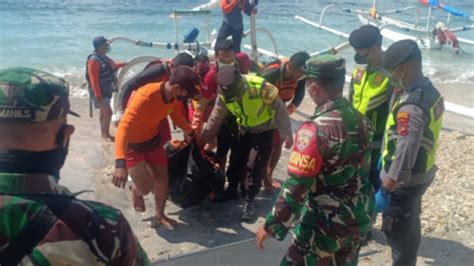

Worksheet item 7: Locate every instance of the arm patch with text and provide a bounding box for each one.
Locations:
[287,122,322,178]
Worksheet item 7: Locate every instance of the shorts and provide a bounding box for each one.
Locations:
[91,95,111,109]
[125,120,171,168]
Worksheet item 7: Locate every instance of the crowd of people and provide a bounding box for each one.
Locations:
[0,1,445,265]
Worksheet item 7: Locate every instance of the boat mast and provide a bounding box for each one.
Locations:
[249,0,258,62]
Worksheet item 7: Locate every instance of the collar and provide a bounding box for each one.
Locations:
[313,97,349,118]
[0,173,72,195]
[405,77,430,93]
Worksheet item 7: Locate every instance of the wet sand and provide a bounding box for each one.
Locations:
[61,85,474,264]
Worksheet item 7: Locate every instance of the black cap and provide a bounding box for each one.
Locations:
[382,39,421,70]
[349,25,382,49]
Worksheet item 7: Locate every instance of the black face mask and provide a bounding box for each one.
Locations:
[354,54,369,64]
[0,125,69,179]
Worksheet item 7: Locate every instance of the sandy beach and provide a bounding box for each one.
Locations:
[60,82,474,264]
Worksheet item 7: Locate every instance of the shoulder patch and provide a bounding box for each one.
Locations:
[261,82,279,105]
[396,111,410,136]
[287,122,322,178]
[434,98,444,121]
[353,68,365,85]
[372,73,385,86]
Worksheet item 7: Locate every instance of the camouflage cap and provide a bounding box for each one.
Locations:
[303,54,346,80]
[0,67,79,123]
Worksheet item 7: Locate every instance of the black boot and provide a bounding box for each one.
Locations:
[215,186,240,202]
[241,200,256,222]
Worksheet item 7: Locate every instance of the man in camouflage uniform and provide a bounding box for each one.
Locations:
[256,55,375,265]
[0,68,149,265]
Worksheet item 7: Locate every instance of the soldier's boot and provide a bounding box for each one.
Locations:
[241,200,256,222]
[215,186,240,202]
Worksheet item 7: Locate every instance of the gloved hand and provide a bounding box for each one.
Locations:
[377,156,383,171]
[375,187,391,213]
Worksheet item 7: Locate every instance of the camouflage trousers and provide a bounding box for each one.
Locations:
[280,223,363,266]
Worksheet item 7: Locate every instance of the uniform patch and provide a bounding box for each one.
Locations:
[434,98,445,121]
[396,111,410,136]
[287,123,322,178]
[372,73,384,86]
[353,69,364,85]
[262,83,279,105]
[296,129,313,150]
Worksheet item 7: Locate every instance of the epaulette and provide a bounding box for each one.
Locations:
[261,82,279,105]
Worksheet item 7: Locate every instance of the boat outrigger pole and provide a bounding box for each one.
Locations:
[249,0,258,62]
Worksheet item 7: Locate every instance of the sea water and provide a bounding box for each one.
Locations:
[1,0,473,98]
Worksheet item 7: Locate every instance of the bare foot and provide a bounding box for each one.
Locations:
[132,193,146,213]
[151,215,178,230]
[102,135,115,142]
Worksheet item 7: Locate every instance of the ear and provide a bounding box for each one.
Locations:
[62,125,75,147]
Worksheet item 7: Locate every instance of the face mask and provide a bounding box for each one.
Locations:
[354,54,368,64]
[217,61,236,71]
[0,127,69,179]
[390,67,406,89]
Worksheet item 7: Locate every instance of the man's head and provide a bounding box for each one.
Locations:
[381,39,422,89]
[194,54,210,79]
[172,52,194,68]
[216,65,243,100]
[93,36,110,55]
[215,39,236,66]
[0,67,77,164]
[303,54,346,105]
[168,66,200,102]
[287,51,310,80]
[349,25,383,66]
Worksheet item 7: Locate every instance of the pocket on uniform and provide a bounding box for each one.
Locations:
[381,215,411,237]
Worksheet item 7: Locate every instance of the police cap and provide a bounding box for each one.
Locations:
[382,39,421,70]
[349,25,382,49]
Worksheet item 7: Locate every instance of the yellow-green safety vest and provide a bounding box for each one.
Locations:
[220,75,275,128]
[382,82,444,174]
[351,67,390,141]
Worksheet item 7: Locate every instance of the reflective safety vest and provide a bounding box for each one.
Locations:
[220,75,276,128]
[351,67,390,143]
[264,59,298,102]
[382,81,444,175]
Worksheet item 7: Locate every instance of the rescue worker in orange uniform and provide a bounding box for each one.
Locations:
[112,66,199,229]
[261,51,310,191]
[86,36,126,141]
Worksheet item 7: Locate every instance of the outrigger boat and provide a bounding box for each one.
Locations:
[295,0,474,53]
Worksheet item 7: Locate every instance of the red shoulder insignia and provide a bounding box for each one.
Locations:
[396,111,410,136]
[287,122,322,178]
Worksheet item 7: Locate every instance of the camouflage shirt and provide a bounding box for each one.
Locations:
[0,173,149,265]
[264,98,375,244]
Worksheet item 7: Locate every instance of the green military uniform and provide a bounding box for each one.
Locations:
[0,68,149,265]
[264,55,375,265]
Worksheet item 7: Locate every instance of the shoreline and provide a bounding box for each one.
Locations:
[61,96,474,264]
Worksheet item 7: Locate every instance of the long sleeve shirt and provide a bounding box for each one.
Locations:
[201,85,292,143]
